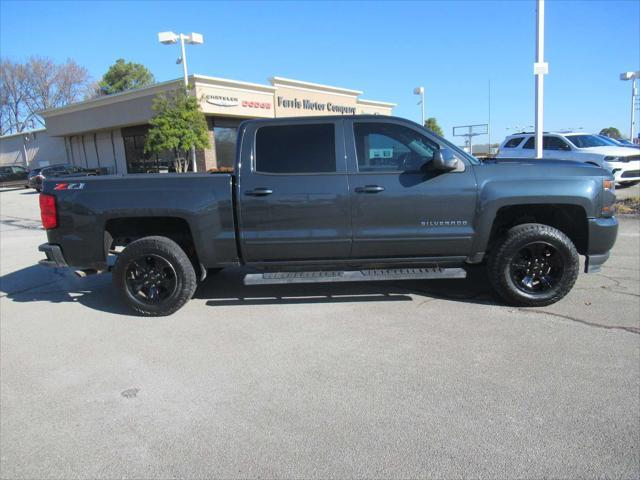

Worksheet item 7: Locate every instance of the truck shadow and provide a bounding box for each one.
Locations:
[0,264,132,315]
[0,264,498,316]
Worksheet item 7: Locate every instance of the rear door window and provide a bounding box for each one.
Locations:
[503,137,524,148]
[255,124,336,174]
[543,136,571,151]
[522,137,535,149]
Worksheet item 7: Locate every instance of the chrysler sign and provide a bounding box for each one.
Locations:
[204,94,239,107]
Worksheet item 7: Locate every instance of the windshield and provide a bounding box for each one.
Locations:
[598,136,622,146]
[566,135,612,148]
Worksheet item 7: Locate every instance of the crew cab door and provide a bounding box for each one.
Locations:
[237,119,351,262]
[522,135,574,160]
[345,118,478,258]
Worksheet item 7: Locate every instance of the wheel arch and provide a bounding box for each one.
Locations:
[105,216,201,273]
[484,204,589,255]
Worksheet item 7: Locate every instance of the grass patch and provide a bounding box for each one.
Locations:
[616,196,640,214]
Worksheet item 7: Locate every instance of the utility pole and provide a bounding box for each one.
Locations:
[534,0,548,159]
[620,72,639,141]
[488,79,492,155]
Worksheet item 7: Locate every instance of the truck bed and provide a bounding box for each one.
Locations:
[43,173,238,269]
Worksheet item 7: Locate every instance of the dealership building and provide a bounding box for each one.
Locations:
[10,75,394,173]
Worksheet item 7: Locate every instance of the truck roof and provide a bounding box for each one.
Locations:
[240,115,418,125]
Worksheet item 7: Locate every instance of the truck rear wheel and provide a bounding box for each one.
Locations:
[112,236,197,316]
[487,223,579,307]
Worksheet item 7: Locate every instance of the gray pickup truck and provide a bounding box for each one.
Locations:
[38,115,618,316]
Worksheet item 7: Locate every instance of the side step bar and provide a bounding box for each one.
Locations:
[244,267,466,285]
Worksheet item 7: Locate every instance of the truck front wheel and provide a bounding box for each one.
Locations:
[487,223,579,307]
[112,236,197,316]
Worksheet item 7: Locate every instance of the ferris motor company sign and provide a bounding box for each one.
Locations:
[276,96,356,115]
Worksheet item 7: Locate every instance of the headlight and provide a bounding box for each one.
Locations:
[604,156,619,162]
[603,179,615,191]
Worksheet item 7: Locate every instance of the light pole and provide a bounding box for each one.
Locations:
[620,71,640,142]
[22,132,32,168]
[533,0,548,159]
[413,86,425,126]
[158,31,204,172]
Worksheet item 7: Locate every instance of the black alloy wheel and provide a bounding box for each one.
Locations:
[112,236,197,316]
[124,254,178,305]
[488,223,579,307]
[508,241,565,295]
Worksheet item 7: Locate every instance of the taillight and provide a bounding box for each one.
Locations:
[39,193,58,229]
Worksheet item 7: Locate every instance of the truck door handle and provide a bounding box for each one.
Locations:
[245,188,273,196]
[355,185,385,193]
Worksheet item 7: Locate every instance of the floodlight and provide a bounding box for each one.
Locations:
[413,87,424,95]
[187,33,204,45]
[158,31,178,44]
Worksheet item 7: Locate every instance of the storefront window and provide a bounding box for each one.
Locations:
[122,125,174,173]
[213,127,237,169]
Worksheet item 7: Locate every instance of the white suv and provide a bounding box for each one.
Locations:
[497,132,640,185]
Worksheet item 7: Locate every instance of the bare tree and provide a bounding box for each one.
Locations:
[24,57,90,126]
[0,59,30,135]
[0,57,90,135]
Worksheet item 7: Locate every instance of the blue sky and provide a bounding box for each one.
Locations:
[1,0,638,143]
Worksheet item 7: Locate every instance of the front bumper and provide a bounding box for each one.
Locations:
[38,243,68,268]
[584,217,618,273]
[608,160,640,184]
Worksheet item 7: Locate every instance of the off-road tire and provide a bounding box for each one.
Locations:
[487,223,579,307]
[112,236,197,316]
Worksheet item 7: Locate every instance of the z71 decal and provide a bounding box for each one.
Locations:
[54,183,85,190]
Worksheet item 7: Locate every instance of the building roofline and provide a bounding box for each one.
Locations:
[0,128,47,140]
[40,78,184,118]
[192,74,277,92]
[357,98,397,107]
[269,76,363,96]
[38,74,396,121]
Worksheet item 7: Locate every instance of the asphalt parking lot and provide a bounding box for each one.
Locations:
[1,187,639,479]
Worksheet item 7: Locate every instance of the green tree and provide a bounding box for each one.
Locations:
[424,117,444,137]
[98,58,154,95]
[145,89,210,172]
[599,127,622,139]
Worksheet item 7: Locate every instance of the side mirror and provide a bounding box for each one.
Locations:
[433,149,459,171]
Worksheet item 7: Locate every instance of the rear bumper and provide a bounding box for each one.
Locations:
[38,243,68,268]
[584,217,618,273]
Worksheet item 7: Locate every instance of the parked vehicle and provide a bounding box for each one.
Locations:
[28,164,95,192]
[38,116,618,316]
[0,165,29,188]
[497,132,640,186]
[599,135,640,149]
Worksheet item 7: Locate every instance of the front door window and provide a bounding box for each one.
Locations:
[354,122,437,173]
